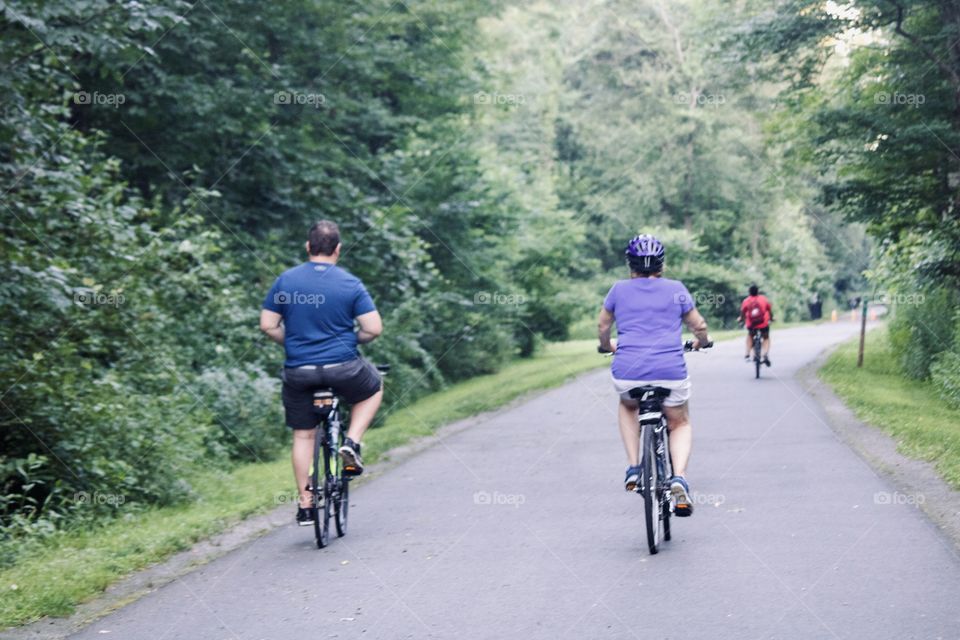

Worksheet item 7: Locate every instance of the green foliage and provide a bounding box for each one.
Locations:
[0,0,875,565]
[0,0,583,546]
[738,0,960,372]
[888,287,960,379]
[932,351,960,410]
[478,0,861,329]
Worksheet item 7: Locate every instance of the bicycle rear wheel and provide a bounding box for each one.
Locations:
[311,431,330,549]
[641,423,663,555]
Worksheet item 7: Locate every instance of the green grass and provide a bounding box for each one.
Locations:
[819,327,960,489]
[0,339,607,629]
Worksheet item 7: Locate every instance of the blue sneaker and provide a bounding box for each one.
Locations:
[624,465,642,492]
[670,476,693,517]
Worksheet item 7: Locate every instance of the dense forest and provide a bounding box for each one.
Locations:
[2,0,956,556]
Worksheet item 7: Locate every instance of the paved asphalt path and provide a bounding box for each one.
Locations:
[70,323,960,640]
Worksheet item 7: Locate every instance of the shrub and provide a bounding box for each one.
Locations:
[887,286,959,379]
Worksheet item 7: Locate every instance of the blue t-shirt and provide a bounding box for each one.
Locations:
[262,262,376,367]
[603,277,695,380]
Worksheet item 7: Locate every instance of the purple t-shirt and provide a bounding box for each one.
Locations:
[603,277,695,380]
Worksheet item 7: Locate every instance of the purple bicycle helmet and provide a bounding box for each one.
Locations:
[625,234,665,273]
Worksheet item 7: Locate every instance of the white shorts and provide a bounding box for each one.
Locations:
[611,375,691,406]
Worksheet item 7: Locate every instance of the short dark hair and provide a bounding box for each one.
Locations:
[308,220,340,256]
[749,284,759,296]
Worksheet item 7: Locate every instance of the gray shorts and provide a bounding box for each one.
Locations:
[281,358,382,429]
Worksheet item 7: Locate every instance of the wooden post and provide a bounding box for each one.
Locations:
[857,298,868,368]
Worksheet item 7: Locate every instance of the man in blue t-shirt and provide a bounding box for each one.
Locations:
[260,220,383,526]
[597,234,711,517]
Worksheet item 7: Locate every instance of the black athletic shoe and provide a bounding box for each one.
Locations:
[296,506,316,526]
[744,355,751,363]
[763,356,771,367]
[339,438,364,476]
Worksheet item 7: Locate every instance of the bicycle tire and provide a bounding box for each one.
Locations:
[312,430,330,549]
[641,423,662,555]
[661,426,672,542]
[320,443,334,547]
[334,428,349,537]
[754,335,762,379]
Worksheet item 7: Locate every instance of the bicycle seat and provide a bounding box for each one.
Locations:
[312,388,336,411]
[627,386,671,401]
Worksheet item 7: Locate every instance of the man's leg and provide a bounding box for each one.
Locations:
[345,387,383,443]
[292,428,316,508]
[618,398,640,466]
[745,333,753,358]
[664,402,691,477]
[762,333,771,357]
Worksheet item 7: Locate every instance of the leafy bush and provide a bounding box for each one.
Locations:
[888,286,959,379]
[932,351,960,409]
[194,366,285,463]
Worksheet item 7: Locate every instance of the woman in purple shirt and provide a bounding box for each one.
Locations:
[597,234,711,516]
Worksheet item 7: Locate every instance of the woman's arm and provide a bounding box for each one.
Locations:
[682,308,711,348]
[598,307,617,352]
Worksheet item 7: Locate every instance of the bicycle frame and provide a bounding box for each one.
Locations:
[639,415,673,506]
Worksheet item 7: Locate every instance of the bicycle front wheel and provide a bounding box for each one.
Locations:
[335,432,349,537]
[641,423,663,555]
[661,427,672,542]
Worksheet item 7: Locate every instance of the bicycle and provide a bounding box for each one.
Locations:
[307,363,389,549]
[599,340,711,554]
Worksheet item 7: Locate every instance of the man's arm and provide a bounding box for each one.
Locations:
[356,310,383,344]
[598,307,616,352]
[683,307,711,348]
[259,309,284,344]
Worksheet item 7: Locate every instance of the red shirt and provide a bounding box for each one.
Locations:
[741,295,772,329]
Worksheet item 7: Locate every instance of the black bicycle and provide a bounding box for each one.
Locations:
[751,329,763,379]
[599,340,711,554]
[308,364,389,549]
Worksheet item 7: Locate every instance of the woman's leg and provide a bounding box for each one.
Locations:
[663,402,691,477]
[618,398,641,466]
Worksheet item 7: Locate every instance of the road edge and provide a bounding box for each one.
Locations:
[0,366,608,640]
[797,346,960,556]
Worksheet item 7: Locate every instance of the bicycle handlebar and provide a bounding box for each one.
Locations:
[597,341,713,355]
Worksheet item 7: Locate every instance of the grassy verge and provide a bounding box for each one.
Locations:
[0,339,607,629]
[819,327,960,489]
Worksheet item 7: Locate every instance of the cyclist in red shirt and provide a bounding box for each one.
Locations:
[739,284,773,366]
